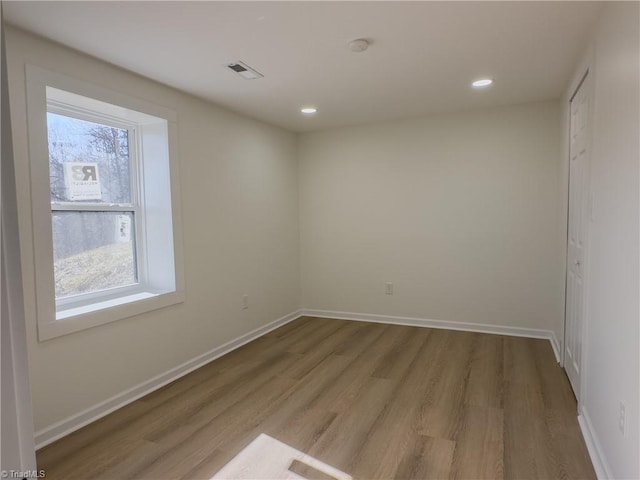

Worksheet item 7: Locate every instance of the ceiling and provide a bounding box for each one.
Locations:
[4,1,603,132]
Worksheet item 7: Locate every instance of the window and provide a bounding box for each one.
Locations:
[48,109,139,302]
[26,66,184,340]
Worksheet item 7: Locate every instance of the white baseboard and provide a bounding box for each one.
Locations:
[549,331,561,363]
[578,407,614,479]
[302,308,557,343]
[34,309,303,449]
[35,308,561,449]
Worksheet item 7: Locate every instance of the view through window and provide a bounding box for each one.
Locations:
[48,112,139,299]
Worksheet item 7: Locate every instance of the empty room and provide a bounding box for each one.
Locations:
[1,1,638,479]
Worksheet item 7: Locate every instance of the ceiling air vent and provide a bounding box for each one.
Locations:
[226,61,264,80]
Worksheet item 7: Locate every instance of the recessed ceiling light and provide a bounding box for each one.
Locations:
[472,78,493,88]
[301,107,317,115]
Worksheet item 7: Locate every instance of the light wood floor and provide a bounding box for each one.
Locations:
[37,317,596,480]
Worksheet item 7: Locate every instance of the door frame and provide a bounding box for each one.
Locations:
[562,57,594,408]
[1,12,38,471]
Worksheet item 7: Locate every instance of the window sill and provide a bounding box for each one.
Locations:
[38,289,184,342]
[56,291,159,320]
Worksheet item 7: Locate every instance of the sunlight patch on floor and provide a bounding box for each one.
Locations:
[211,433,352,480]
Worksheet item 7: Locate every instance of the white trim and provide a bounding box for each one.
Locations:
[302,309,557,342]
[38,290,185,341]
[56,291,158,319]
[578,407,614,479]
[27,65,177,122]
[34,309,303,449]
[561,46,595,404]
[1,21,38,470]
[549,331,561,363]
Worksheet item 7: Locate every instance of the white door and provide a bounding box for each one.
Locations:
[565,73,590,398]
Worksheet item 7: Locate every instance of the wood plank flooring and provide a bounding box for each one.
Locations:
[36,317,596,479]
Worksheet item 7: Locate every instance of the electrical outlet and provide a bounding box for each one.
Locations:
[242,294,249,310]
[385,282,393,295]
[619,402,626,435]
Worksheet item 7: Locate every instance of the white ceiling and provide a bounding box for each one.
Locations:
[4,1,603,132]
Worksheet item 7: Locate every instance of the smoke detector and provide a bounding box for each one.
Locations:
[226,61,264,80]
[349,39,369,53]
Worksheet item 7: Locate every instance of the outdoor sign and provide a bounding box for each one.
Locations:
[63,162,102,201]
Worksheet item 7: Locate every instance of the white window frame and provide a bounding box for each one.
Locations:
[26,65,185,341]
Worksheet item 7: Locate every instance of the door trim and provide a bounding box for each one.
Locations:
[563,64,593,406]
[563,68,589,369]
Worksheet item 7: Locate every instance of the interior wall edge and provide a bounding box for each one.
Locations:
[302,308,559,351]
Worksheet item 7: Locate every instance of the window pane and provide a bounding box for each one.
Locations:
[52,211,137,298]
[47,112,131,204]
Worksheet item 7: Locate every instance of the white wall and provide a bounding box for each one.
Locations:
[299,101,564,333]
[1,18,37,473]
[572,2,639,478]
[6,27,300,433]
